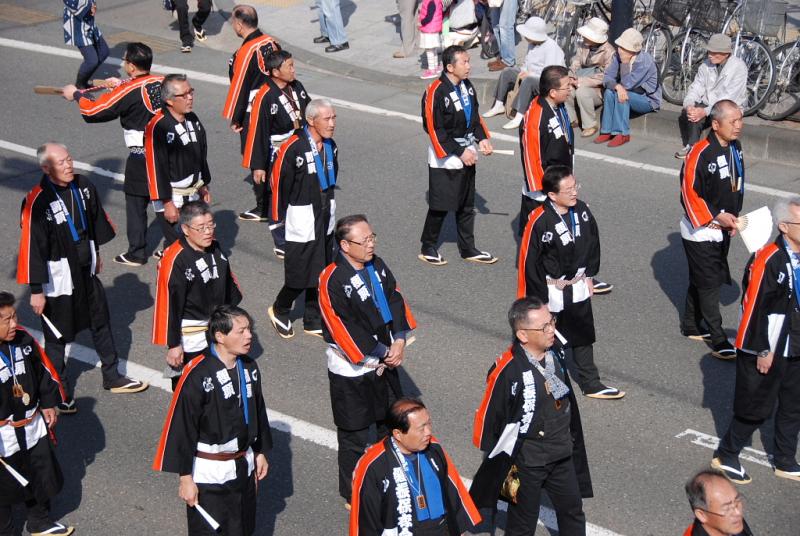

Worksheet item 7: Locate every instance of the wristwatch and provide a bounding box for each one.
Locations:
[757,350,770,358]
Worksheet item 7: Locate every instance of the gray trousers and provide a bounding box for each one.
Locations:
[397,0,419,55]
[493,68,540,114]
[565,85,603,129]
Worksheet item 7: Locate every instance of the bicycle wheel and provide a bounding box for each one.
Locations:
[736,37,775,116]
[642,23,672,72]
[758,41,800,121]
[661,30,708,106]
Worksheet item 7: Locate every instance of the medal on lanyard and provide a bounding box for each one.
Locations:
[0,346,29,406]
[390,439,427,510]
[210,344,249,425]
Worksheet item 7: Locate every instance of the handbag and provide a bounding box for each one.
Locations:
[504,72,525,118]
[500,464,521,504]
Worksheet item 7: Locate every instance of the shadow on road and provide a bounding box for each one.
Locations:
[254,427,293,536]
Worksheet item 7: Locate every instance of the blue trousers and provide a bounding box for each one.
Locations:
[600,88,653,135]
[490,0,518,66]
[316,0,348,45]
[76,36,109,89]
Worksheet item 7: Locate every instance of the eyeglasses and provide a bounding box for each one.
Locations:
[173,89,195,99]
[559,183,582,194]
[700,495,745,517]
[187,222,216,233]
[555,85,572,92]
[347,233,377,247]
[519,318,557,333]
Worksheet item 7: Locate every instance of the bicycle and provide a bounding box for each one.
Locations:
[757,38,800,120]
[543,0,610,60]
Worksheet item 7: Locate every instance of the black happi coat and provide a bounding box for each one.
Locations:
[271,131,338,289]
[242,78,311,173]
[470,341,592,509]
[0,328,66,505]
[518,200,600,346]
[17,175,116,342]
[152,238,242,349]
[520,96,574,193]
[421,73,490,211]
[223,30,280,128]
[350,437,482,536]
[145,110,211,203]
[77,74,164,196]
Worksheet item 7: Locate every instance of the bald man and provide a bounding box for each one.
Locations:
[683,469,753,536]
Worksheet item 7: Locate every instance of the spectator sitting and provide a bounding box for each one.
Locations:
[565,17,615,138]
[482,16,565,130]
[675,33,747,159]
[595,27,660,148]
[683,469,753,536]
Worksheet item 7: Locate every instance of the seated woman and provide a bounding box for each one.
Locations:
[482,16,564,130]
[595,28,661,147]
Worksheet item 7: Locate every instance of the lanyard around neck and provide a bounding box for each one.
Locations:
[453,82,472,128]
[359,263,393,325]
[210,344,249,426]
[304,127,335,191]
[0,344,17,381]
[783,237,800,308]
[46,179,87,243]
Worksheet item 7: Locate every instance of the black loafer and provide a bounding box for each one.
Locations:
[313,35,330,44]
[325,42,349,53]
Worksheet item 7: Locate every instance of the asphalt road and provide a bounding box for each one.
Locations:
[0,1,799,534]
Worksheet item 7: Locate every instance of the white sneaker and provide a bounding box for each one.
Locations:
[502,114,523,130]
[482,102,505,118]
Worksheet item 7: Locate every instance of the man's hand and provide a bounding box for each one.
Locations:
[42,408,57,429]
[686,106,707,122]
[179,475,199,507]
[519,70,529,79]
[757,351,774,374]
[95,255,103,274]
[30,293,45,316]
[459,148,477,166]
[90,3,97,16]
[164,201,179,223]
[384,339,406,368]
[253,170,267,184]
[478,139,493,156]
[62,84,78,101]
[166,345,184,369]
[230,123,244,133]
[103,77,123,88]
[587,277,594,297]
[615,84,629,103]
[255,453,269,480]
[714,212,738,231]
[200,186,211,204]
[570,76,579,88]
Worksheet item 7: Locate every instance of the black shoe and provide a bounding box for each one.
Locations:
[313,35,330,44]
[711,340,736,360]
[592,279,613,294]
[774,462,800,481]
[28,521,74,536]
[104,376,149,394]
[56,398,77,415]
[238,209,267,222]
[113,253,145,267]
[268,306,294,339]
[681,328,711,341]
[711,457,752,484]
[325,42,350,53]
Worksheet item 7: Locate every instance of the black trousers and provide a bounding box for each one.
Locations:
[681,283,726,345]
[567,345,603,394]
[174,0,212,46]
[518,195,543,237]
[678,107,712,147]
[506,456,586,536]
[717,355,800,469]
[337,422,388,502]
[156,212,182,248]
[0,500,51,536]
[420,208,476,256]
[125,194,151,262]
[273,286,321,327]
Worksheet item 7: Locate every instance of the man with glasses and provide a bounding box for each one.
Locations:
[319,214,416,507]
[152,202,242,389]
[61,42,164,267]
[518,165,624,399]
[145,74,211,255]
[471,296,591,535]
[267,99,338,339]
[712,197,800,484]
[683,469,753,535]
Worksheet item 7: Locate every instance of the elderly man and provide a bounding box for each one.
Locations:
[350,398,481,535]
[17,143,147,414]
[153,305,271,536]
[482,17,565,130]
[319,214,416,507]
[0,291,72,536]
[471,297,592,535]
[679,100,744,360]
[145,74,211,253]
[420,45,496,266]
[711,197,800,484]
[683,469,753,535]
[565,17,615,137]
[267,98,338,338]
[152,202,242,389]
[676,34,748,159]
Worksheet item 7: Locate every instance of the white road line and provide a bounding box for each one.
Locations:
[1,37,795,200]
[675,429,772,468]
[24,327,621,535]
[0,140,124,183]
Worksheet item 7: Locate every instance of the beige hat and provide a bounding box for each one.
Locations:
[706,33,732,53]
[516,17,549,43]
[614,28,643,53]
[577,17,609,44]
